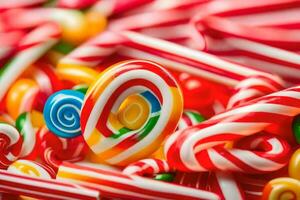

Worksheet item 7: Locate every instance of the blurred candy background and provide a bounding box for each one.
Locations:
[1,0,300,199]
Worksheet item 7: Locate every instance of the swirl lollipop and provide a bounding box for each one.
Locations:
[81,60,183,166]
[262,178,300,200]
[44,90,84,138]
[0,123,22,169]
[8,159,56,179]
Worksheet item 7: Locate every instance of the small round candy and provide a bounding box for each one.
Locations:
[44,90,84,138]
[289,148,300,180]
[81,60,183,166]
[6,79,39,119]
[8,159,55,179]
[0,123,22,169]
[262,177,300,200]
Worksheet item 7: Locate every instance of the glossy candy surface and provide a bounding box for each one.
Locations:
[81,60,183,166]
[44,90,84,138]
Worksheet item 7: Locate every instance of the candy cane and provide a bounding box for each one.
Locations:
[227,74,284,109]
[15,112,38,159]
[0,23,60,102]
[57,162,221,200]
[91,0,154,17]
[164,85,300,172]
[0,0,46,10]
[59,30,271,87]
[0,169,100,200]
[1,8,98,44]
[0,123,22,169]
[57,0,98,9]
[196,17,300,84]
[123,158,173,176]
[238,174,268,200]
[208,172,245,200]
[0,31,24,64]
[177,110,205,130]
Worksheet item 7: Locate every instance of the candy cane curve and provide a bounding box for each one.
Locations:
[0,169,100,200]
[164,85,300,172]
[0,23,60,102]
[57,162,221,200]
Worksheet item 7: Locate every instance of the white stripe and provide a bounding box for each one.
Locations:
[180,122,269,171]
[213,103,300,120]
[230,150,284,171]
[207,149,241,171]
[123,31,264,77]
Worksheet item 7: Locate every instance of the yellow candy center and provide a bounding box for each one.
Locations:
[118,95,149,130]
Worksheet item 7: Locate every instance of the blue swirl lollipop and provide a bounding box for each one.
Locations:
[44,90,84,138]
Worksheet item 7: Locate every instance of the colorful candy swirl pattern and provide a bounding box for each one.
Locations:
[44,90,84,138]
[8,159,56,179]
[81,60,183,166]
[0,123,22,169]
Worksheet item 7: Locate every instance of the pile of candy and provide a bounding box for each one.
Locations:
[1,0,300,199]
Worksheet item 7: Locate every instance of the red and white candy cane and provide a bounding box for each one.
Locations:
[58,162,221,200]
[0,123,22,169]
[0,31,24,64]
[196,15,300,85]
[123,158,173,176]
[164,85,300,173]
[0,23,60,103]
[59,30,284,108]
[208,172,246,200]
[0,169,100,200]
[0,0,47,11]
[227,74,284,109]
[38,126,87,170]
[91,0,154,17]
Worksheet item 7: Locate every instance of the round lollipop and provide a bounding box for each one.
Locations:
[81,60,183,166]
[44,90,84,138]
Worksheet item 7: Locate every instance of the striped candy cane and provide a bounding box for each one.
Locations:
[59,30,271,86]
[0,169,100,200]
[164,85,300,172]
[196,16,300,85]
[0,31,24,64]
[58,25,277,85]
[0,23,60,102]
[209,172,246,200]
[58,162,221,200]
[91,0,154,17]
[123,158,174,176]
[0,123,22,169]
[15,112,39,159]
[0,0,47,10]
